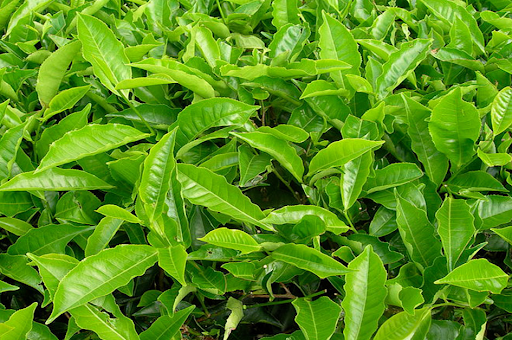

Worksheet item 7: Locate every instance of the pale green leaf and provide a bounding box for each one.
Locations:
[436,197,475,271]
[199,227,261,254]
[177,164,269,229]
[261,205,348,234]
[292,297,341,340]
[77,14,131,94]
[231,131,304,182]
[342,246,387,340]
[307,139,384,176]
[37,124,149,172]
[429,88,481,169]
[435,259,508,294]
[0,302,37,339]
[48,245,158,323]
[374,307,432,340]
[157,245,187,286]
[272,244,350,278]
[0,168,113,191]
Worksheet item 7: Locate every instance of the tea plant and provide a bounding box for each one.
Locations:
[0,0,511,339]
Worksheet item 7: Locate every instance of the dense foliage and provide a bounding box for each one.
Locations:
[0,0,511,338]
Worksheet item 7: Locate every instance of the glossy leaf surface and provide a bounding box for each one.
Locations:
[48,245,158,323]
[436,197,475,271]
[37,124,149,172]
[272,244,350,278]
[292,297,341,340]
[435,259,508,294]
[177,164,268,229]
[429,89,481,169]
[342,246,387,340]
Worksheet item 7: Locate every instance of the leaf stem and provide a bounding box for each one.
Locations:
[196,293,210,317]
[272,165,302,203]
[343,210,357,233]
[119,92,155,135]
[215,0,227,23]
[244,289,327,309]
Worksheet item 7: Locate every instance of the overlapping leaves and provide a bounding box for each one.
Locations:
[0,0,511,339]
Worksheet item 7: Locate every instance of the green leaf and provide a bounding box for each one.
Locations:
[0,168,113,191]
[477,148,512,167]
[43,85,91,121]
[85,217,123,257]
[374,307,432,340]
[363,163,423,194]
[436,197,475,272]
[36,40,81,107]
[224,297,244,340]
[0,0,21,32]
[447,171,507,193]
[477,195,512,230]
[177,164,269,229]
[37,124,149,172]
[26,253,78,300]
[96,205,141,224]
[419,0,485,54]
[403,96,449,186]
[258,125,309,144]
[189,265,226,294]
[0,302,37,339]
[8,224,94,256]
[193,26,220,68]
[480,10,512,31]
[428,88,481,169]
[340,151,373,211]
[0,280,19,293]
[130,58,216,98]
[292,297,341,340]
[0,217,33,236]
[77,14,131,94]
[0,254,43,293]
[307,139,384,177]
[157,245,187,286]
[369,207,397,237]
[115,74,177,90]
[492,226,512,245]
[0,124,24,181]
[174,98,259,150]
[300,79,348,99]
[47,244,158,323]
[139,128,176,220]
[199,227,261,254]
[387,284,425,315]
[395,191,441,269]
[271,244,350,278]
[376,39,432,99]
[232,131,304,182]
[139,305,194,340]
[221,262,257,280]
[36,105,90,159]
[342,246,387,340]
[70,304,139,340]
[319,12,361,86]
[435,259,508,294]
[6,0,53,36]
[271,0,299,29]
[261,205,348,234]
[106,104,177,130]
[238,145,272,186]
[269,23,310,61]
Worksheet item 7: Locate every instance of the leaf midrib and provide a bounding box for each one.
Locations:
[55,252,158,315]
[180,170,264,227]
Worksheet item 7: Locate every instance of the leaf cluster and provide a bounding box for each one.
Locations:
[0,0,511,339]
